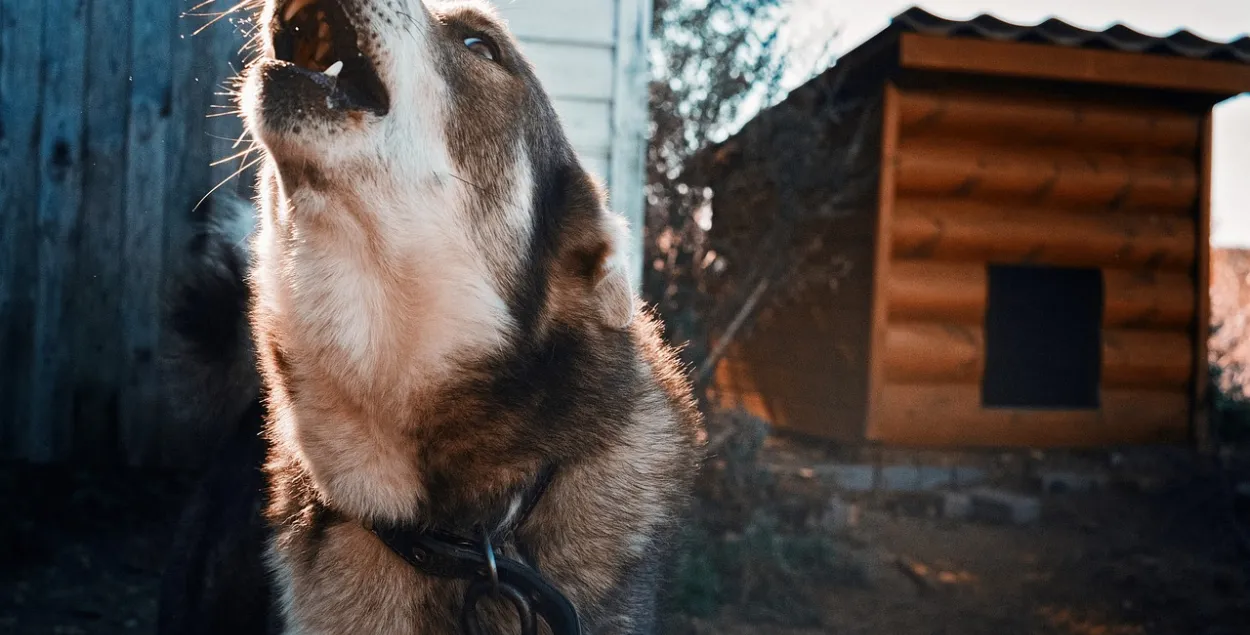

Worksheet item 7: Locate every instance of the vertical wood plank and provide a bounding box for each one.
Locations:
[864,83,901,441]
[121,0,175,465]
[71,0,134,463]
[1194,111,1213,452]
[159,3,248,464]
[166,4,206,258]
[162,2,209,465]
[26,0,89,461]
[208,10,254,199]
[0,0,45,457]
[607,0,646,289]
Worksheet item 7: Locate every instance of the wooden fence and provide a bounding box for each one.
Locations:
[1,0,253,467]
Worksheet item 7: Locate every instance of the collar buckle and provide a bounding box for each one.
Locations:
[365,465,581,635]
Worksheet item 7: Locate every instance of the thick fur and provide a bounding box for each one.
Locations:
[161,193,259,447]
[160,1,703,633]
[159,195,273,634]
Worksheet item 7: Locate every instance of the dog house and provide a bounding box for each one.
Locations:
[695,8,1250,447]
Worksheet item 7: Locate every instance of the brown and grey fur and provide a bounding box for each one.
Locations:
[159,0,703,633]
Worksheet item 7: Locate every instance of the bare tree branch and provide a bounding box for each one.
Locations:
[695,277,770,389]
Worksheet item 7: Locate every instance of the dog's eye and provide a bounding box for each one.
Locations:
[463,36,496,61]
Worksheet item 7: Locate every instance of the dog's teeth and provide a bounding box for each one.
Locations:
[324,61,343,78]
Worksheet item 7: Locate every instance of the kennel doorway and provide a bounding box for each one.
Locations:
[982,264,1104,410]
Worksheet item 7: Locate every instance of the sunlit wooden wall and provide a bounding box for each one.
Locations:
[866,85,1205,446]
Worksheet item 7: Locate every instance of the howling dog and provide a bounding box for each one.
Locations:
[157,0,704,633]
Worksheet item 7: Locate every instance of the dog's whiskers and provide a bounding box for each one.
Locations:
[184,0,263,37]
[196,153,264,213]
[446,173,510,206]
[231,128,251,150]
[397,11,422,36]
[211,145,259,167]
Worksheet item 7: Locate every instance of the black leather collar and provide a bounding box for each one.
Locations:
[364,465,581,635]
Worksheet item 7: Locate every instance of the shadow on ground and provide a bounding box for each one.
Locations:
[1,440,1248,635]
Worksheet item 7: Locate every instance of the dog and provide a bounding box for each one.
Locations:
[157,0,704,633]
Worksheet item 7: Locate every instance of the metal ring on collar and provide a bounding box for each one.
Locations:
[460,579,538,635]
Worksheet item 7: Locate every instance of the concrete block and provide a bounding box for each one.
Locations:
[820,496,861,533]
[970,488,1041,525]
[953,466,989,487]
[882,466,956,491]
[916,466,955,490]
[811,462,987,493]
[942,492,973,521]
[1038,469,1109,494]
[880,465,920,491]
[815,464,875,492]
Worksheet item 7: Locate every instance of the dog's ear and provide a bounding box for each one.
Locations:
[589,211,635,330]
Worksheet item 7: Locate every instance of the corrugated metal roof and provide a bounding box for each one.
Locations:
[892,6,1250,65]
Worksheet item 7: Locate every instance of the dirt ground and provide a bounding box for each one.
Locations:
[681,440,1250,635]
[2,449,1248,635]
[0,464,191,634]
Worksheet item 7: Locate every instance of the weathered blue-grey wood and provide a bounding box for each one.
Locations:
[71,0,134,461]
[209,13,254,201]
[160,7,228,463]
[0,0,249,466]
[120,0,176,466]
[0,0,254,466]
[27,0,90,462]
[0,0,46,459]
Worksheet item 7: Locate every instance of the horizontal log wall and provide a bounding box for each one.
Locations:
[871,87,1200,447]
[889,263,1196,329]
[884,321,1191,391]
[875,384,1190,447]
[892,199,1195,270]
[896,144,1197,211]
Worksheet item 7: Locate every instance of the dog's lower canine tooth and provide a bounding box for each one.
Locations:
[324,60,343,77]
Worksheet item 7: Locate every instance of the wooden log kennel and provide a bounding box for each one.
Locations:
[696,7,1250,448]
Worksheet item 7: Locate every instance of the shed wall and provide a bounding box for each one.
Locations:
[867,86,1202,447]
[711,94,884,441]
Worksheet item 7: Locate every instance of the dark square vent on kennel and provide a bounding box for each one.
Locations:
[982,265,1103,410]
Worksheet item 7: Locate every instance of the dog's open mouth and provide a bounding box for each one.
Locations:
[273,0,390,114]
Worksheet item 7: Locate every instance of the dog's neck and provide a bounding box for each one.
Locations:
[260,164,521,386]
[253,164,526,523]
